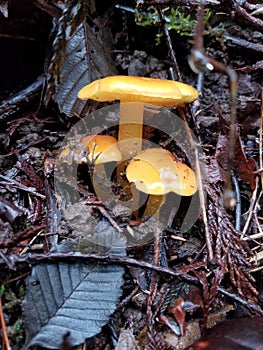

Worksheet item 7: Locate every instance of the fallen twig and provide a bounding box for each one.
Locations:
[0,175,45,200]
[0,252,202,283]
[233,0,263,30]
[157,7,181,81]
[241,177,259,239]
[0,75,44,122]
[159,3,213,261]
[0,295,11,350]
[0,224,47,249]
[217,286,263,316]
[146,228,164,349]
[224,34,263,54]
[231,171,241,231]
[190,3,238,209]
[96,206,123,232]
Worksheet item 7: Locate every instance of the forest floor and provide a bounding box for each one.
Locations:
[0,0,263,349]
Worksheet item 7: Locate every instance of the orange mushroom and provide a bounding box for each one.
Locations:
[126,148,197,217]
[126,148,197,196]
[58,134,122,199]
[78,76,198,212]
[59,134,122,165]
[78,76,198,160]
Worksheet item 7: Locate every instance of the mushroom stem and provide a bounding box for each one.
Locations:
[144,195,164,217]
[117,103,144,186]
[117,103,144,214]
[118,103,144,159]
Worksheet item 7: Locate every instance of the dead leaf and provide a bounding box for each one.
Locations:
[235,135,256,190]
[53,22,117,117]
[23,227,126,349]
[215,132,256,189]
[184,318,263,349]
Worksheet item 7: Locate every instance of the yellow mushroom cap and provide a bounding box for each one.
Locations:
[126,148,197,196]
[78,76,198,108]
[81,135,122,164]
[59,135,122,165]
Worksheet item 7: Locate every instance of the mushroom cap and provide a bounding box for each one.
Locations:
[126,148,197,196]
[78,76,198,108]
[59,135,122,165]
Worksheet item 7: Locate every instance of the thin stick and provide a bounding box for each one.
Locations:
[217,286,263,316]
[243,90,263,239]
[223,67,238,209]
[96,206,123,233]
[0,296,11,350]
[178,107,214,262]
[146,228,161,346]
[157,7,181,80]
[241,177,259,238]
[159,4,213,261]
[233,1,263,30]
[0,252,201,282]
[231,171,241,231]
[223,35,263,54]
[0,175,45,199]
[190,3,238,209]
[0,75,44,121]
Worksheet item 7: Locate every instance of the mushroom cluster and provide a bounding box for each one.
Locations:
[61,75,199,216]
[78,76,198,160]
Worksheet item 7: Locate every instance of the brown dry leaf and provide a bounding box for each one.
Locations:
[184,318,263,350]
[162,306,233,349]
[235,135,256,190]
[53,22,117,117]
[45,1,117,116]
[215,133,256,189]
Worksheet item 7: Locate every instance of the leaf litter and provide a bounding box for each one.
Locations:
[0,1,263,349]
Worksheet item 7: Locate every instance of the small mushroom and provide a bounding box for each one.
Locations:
[126,148,197,196]
[80,135,122,165]
[126,148,197,217]
[59,134,122,165]
[59,135,122,196]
